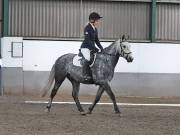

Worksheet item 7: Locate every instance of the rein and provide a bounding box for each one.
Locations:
[101,52,117,57]
[101,44,132,57]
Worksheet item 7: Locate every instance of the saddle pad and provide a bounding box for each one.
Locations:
[73,55,82,67]
[72,54,96,67]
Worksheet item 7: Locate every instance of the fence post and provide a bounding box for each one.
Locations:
[150,0,157,42]
[3,0,9,36]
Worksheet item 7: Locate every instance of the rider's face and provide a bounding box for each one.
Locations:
[94,19,100,27]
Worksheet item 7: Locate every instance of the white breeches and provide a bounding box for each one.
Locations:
[81,48,90,61]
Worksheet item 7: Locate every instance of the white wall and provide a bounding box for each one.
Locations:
[1,37,23,67]
[22,40,110,71]
[2,37,180,73]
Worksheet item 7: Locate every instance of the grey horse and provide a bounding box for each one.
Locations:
[42,35,133,115]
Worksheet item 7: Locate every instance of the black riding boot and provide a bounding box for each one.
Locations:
[82,61,91,80]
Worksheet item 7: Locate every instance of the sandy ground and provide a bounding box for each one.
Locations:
[0,95,180,135]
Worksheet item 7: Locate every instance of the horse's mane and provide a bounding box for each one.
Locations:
[102,39,120,53]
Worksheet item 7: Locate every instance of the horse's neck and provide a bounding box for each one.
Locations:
[103,44,117,54]
[102,43,120,68]
[110,53,120,68]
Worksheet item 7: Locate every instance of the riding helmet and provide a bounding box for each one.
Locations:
[89,12,103,21]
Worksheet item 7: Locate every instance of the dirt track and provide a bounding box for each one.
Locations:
[0,96,180,135]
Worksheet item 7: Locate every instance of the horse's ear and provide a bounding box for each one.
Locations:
[126,35,130,40]
[119,37,122,42]
[122,35,125,41]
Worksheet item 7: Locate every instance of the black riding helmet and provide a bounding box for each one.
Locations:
[89,12,103,21]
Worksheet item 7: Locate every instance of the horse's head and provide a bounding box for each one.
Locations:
[116,35,133,62]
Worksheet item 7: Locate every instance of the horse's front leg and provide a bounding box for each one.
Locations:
[87,86,104,114]
[104,83,121,114]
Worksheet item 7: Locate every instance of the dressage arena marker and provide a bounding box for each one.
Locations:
[25,101,180,107]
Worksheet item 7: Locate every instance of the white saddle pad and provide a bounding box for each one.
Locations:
[73,55,82,67]
[72,54,96,67]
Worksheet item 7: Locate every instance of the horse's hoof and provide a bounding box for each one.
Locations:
[80,111,86,115]
[86,111,92,115]
[44,108,50,113]
[115,111,121,117]
[116,113,122,117]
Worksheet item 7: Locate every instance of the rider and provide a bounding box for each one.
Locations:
[80,12,103,79]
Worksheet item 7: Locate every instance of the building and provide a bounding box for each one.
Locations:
[0,0,180,96]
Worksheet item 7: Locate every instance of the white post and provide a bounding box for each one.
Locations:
[0,58,2,96]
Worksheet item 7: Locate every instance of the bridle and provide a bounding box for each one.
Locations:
[119,42,132,57]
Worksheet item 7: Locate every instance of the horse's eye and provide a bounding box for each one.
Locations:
[123,46,126,49]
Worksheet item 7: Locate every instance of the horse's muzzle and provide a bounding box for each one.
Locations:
[127,55,133,62]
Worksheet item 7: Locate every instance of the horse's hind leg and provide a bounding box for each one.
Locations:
[70,79,85,115]
[46,79,65,112]
[87,86,104,114]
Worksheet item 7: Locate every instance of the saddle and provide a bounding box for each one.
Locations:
[78,49,96,67]
[72,50,97,68]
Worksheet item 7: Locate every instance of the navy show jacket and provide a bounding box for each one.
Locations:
[81,23,103,51]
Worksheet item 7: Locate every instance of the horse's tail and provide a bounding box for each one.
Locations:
[41,64,55,97]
